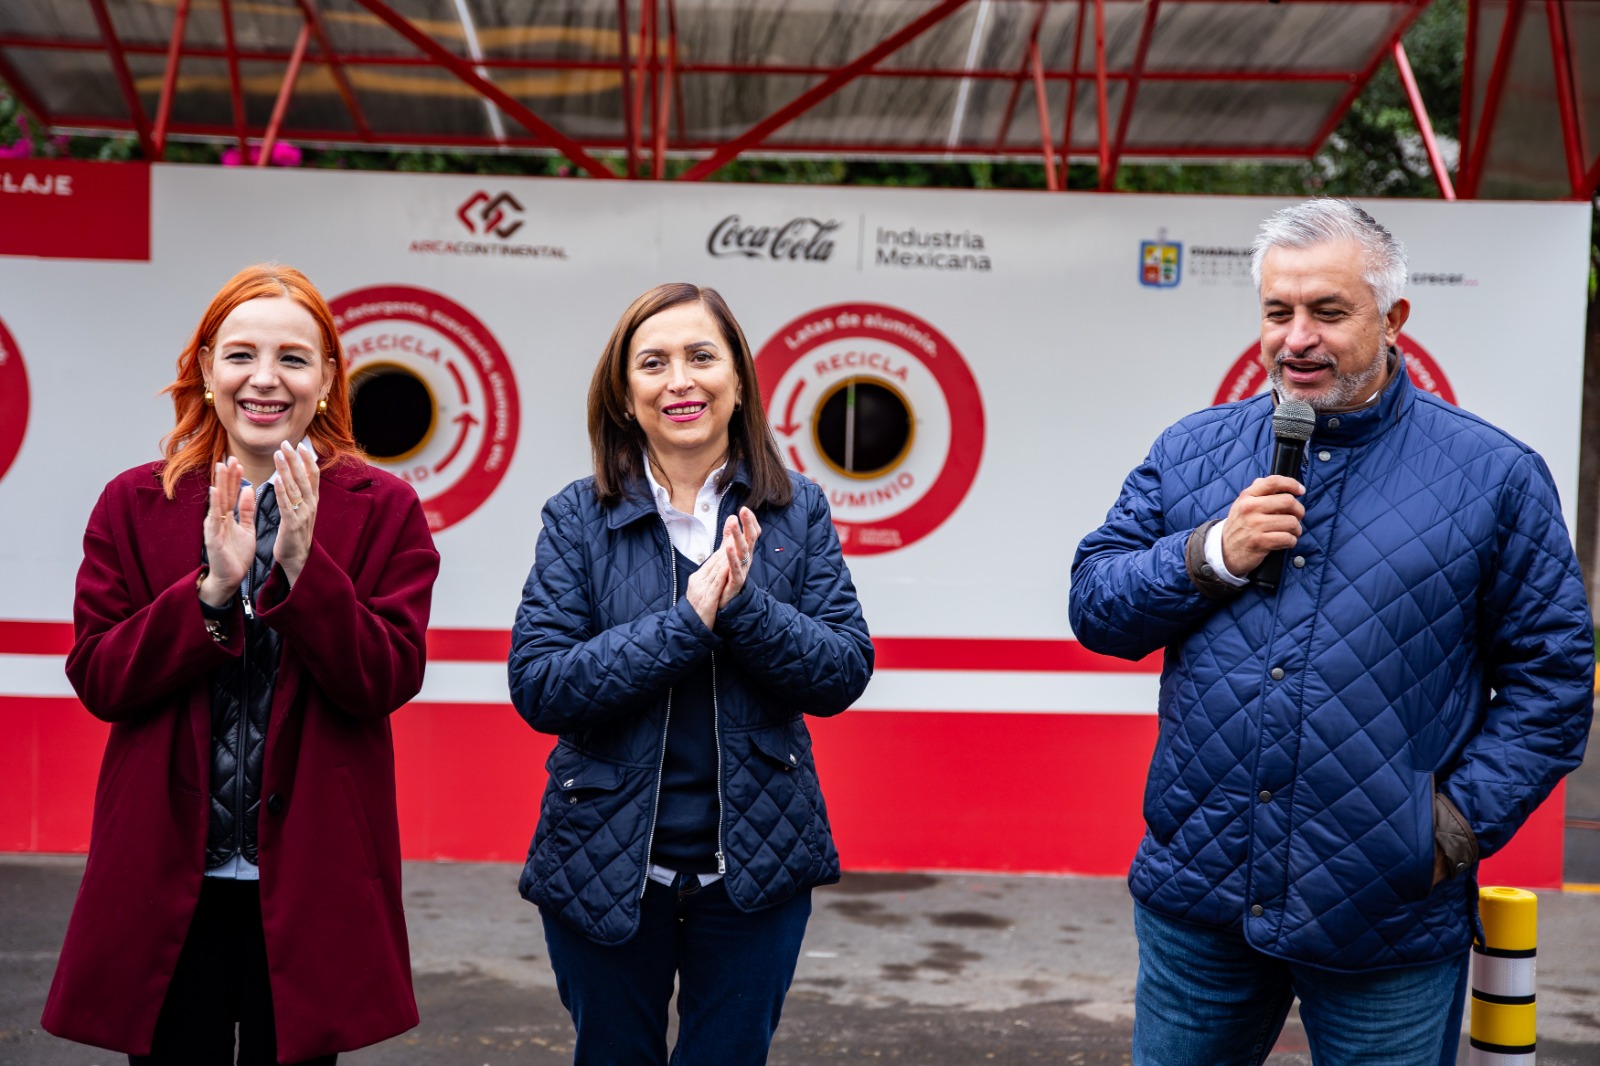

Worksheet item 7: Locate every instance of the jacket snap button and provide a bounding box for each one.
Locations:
[788,754,797,765]
[1250,904,1264,917]
[1270,667,1285,680]
[266,793,285,815]
[1259,790,1272,802]
[1292,556,1306,568]
[1327,417,1341,429]
[564,778,575,788]
[1318,450,1331,462]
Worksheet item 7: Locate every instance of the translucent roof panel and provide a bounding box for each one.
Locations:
[2,0,1590,197]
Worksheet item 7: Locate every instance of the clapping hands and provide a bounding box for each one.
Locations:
[684,506,762,630]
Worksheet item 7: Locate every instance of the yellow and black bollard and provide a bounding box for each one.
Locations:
[1469,886,1537,1065]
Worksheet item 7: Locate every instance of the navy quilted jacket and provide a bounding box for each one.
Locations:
[509,467,872,944]
[1070,369,1593,970]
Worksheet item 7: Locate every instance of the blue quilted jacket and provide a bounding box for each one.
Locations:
[509,467,872,944]
[1070,368,1593,970]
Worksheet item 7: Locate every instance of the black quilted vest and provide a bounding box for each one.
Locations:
[204,482,283,870]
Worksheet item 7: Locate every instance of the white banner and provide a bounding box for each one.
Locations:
[0,167,1589,645]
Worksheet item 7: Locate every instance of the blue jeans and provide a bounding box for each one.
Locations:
[1132,902,1469,1066]
[541,876,812,1066]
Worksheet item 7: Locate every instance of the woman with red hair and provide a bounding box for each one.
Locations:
[42,264,440,1064]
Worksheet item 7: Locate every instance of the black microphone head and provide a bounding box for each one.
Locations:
[1272,399,1316,443]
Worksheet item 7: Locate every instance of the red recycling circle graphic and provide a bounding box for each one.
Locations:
[755,302,984,555]
[0,318,28,484]
[1214,332,1454,406]
[330,285,519,532]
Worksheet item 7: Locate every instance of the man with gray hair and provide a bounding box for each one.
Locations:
[1070,198,1592,1064]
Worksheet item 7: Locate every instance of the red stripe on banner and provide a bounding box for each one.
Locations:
[0,620,74,655]
[872,637,1160,673]
[0,160,151,261]
[0,695,1570,886]
[3,622,1154,674]
[418,629,1156,673]
[426,627,512,662]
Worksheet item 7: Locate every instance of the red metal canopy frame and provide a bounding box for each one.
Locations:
[0,0,1590,196]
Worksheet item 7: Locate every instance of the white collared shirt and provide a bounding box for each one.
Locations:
[639,452,727,889]
[641,453,725,563]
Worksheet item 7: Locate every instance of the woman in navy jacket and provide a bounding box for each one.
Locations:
[508,283,872,1065]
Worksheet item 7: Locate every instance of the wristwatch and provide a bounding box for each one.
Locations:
[198,568,231,643]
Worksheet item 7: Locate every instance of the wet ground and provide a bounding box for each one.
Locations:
[4,699,1597,1065]
[4,841,1598,1065]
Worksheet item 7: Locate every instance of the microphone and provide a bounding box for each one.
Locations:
[1250,398,1315,593]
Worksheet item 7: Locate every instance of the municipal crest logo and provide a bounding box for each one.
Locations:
[1139,231,1182,288]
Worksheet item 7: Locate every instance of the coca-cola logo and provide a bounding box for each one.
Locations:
[706,214,839,262]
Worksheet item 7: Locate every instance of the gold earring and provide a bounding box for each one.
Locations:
[317,397,328,415]
[203,388,215,407]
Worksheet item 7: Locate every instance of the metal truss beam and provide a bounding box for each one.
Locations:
[678,0,974,181]
[347,0,616,177]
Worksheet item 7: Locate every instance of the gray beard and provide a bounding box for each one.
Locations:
[1268,343,1388,412]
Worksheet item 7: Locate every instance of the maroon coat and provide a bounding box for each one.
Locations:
[42,460,439,1061]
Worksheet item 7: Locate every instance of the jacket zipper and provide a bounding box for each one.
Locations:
[637,488,734,895]
[709,487,735,878]
[638,523,677,899]
[711,652,726,875]
[233,511,256,862]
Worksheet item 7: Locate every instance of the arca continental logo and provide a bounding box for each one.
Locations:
[408,190,569,260]
[458,190,524,238]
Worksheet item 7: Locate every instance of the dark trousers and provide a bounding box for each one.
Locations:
[129,877,337,1066]
[541,875,812,1066]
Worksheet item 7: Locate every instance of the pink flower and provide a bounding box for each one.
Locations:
[220,141,303,167]
[0,140,33,159]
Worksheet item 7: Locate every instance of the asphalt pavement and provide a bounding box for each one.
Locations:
[3,717,1597,1065]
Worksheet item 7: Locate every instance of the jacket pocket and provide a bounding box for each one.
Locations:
[529,744,632,888]
[1396,770,1438,902]
[1141,722,1182,845]
[741,719,828,879]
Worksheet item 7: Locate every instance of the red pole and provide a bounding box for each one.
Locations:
[1094,0,1109,183]
[1544,0,1587,198]
[1461,0,1525,198]
[294,0,373,141]
[1030,41,1059,191]
[655,0,680,179]
[348,0,616,177]
[152,0,192,159]
[992,0,1050,158]
[1103,0,1161,190]
[678,0,973,181]
[1460,0,1478,175]
[85,0,155,158]
[632,0,653,177]
[1305,0,1430,156]
[617,0,636,176]
[1061,0,1088,186]
[1392,41,1455,199]
[650,0,665,179]
[219,0,248,157]
[257,18,311,168]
